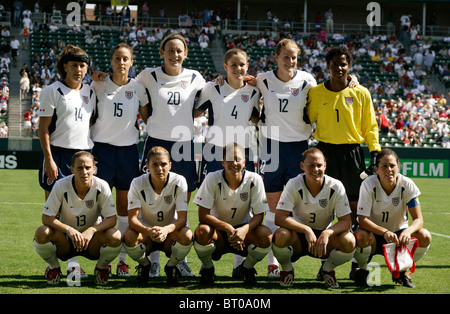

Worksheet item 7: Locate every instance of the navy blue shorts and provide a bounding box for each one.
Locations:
[292,229,324,261]
[212,226,249,261]
[259,138,307,193]
[38,146,84,192]
[140,136,198,192]
[92,142,140,190]
[198,142,255,186]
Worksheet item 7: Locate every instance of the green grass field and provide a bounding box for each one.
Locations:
[0,169,449,295]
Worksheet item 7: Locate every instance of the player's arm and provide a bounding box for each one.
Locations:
[198,205,235,237]
[41,213,86,251]
[38,116,58,180]
[275,209,317,253]
[315,213,351,257]
[152,210,188,243]
[128,207,152,238]
[399,199,424,246]
[80,215,117,250]
[139,103,149,124]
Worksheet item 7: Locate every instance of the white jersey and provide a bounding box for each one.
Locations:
[277,174,351,230]
[357,174,421,232]
[42,175,116,232]
[90,77,149,146]
[194,170,269,226]
[136,67,206,141]
[38,81,96,150]
[195,81,260,148]
[257,70,316,142]
[128,172,188,228]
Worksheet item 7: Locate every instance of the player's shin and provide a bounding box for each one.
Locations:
[193,241,215,269]
[271,243,294,271]
[353,246,371,270]
[244,244,270,268]
[167,241,193,266]
[323,249,356,272]
[96,244,122,269]
[124,243,150,266]
[34,240,59,269]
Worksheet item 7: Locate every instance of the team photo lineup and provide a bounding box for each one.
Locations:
[5,0,448,292]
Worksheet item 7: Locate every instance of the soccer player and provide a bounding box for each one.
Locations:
[123,146,193,285]
[351,149,431,288]
[193,142,272,285]
[306,46,381,225]
[33,151,121,285]
[90,43,149,277]
[272,148,356,288]
[38,45,96,278]
[135,33,206,201]
[254,39,317,277]
[195,47,260,186]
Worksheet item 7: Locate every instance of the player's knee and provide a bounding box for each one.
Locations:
[340,231,356,253]
[34,225,52,244]
[273,227,292,247]
[194,224,213,245]
[354,228,371,248]
[123,229,139,247]
[416,228,432,247]
[177,226,193,246]
[107,228,122,247]
[254,225,272,248]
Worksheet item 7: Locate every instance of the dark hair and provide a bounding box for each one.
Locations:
[111,42,134,59]
[160,33,188,54]
[56,45,89,79]
[325,46,353,65]
[375,148,399,167]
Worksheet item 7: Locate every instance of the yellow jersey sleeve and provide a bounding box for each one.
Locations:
[306,83,381,152]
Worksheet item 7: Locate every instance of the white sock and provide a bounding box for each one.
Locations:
[271,243,294,272]
[34,240,59,269]
[149,250,160,264]
[124,243,150,266]
[323,249,355,272]
[194,241,215,269]
[353,246,372,270]
[116,215,128,260]
[67,256,79,270]
[264,211,279,266]
[96,244,121,269]
[234,254,244,268]
[167,242,193,267]
[244,244,270,268]
[413,245,430,262]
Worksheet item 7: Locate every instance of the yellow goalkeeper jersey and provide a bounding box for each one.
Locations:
[306,83,381,152]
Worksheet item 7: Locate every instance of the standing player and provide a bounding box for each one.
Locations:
[38,45,96,278]
[90,43,149,277]
[306,46,381,224]
[272,148,356,288]
[193,142,272,285]
[351,149,431,288]
[254,39,317,277]
[33,151,122,285]
[135,33,206,202]
[195,48,260,185]
[123,146,193,285]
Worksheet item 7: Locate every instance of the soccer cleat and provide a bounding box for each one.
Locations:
[67,265,88,279]
[199,266,215,285]
[45,267,62,284]
[177,260,195,277]
[393,271,416,288]
[349,268,369,287]
[94,267,109,285]
[323,270,339,288]
[267,264,280,278]
[165,264,182,284]
[116,260,130,277]
[240,264,258,285]
[280,270,294,287]
[315,264,324,281]
[232,265,244,279]
[135,262,151,285]
[149,262,160,278]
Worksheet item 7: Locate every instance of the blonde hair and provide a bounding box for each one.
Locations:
[275,38,300,56]
[146,146,171,163]
[224,48,248,64]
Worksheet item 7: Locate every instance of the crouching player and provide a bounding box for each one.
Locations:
[193,142,272,285]
[351,148,431,288]
[123,146,193,285]
[34,151,122,285]
[272,148,356,288]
